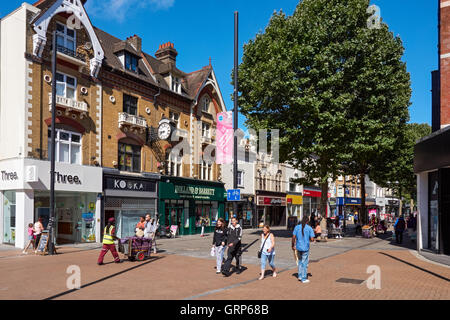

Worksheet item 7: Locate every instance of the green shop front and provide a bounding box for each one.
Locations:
[159,177,226,235]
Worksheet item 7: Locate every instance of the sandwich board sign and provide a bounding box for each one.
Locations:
[36,231,49,255]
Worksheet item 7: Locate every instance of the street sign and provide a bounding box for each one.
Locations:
[227,189,241,201]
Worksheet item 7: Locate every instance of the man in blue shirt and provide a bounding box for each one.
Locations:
[292,216,316,283]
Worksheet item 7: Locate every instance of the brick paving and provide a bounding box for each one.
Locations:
[0,227,448,300]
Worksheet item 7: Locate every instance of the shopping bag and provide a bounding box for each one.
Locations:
[210,247,215,257]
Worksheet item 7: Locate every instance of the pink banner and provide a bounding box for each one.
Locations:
[216,112,233,164]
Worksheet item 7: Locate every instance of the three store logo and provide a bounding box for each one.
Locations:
[114,179,145,191]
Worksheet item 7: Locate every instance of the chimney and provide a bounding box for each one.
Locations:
[127,34,142,53]
[155,42,178,66]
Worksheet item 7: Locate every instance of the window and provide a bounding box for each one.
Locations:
[48,128,82,164]
[202,122,210,138]
[56,73,76,99]
[237,171,243,187]
[123,94,138,116]
[169,149,183,177]
[201,161,212,180]
[118,143,141,172]
[125,53,138,72]
[171,75,181,93]
[169,111,180,128]
[56,22,76,53]
[201,95,210,113]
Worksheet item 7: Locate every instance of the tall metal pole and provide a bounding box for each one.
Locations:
[233,12,239,221]
[48,31,57,255]
[343,176,347,233]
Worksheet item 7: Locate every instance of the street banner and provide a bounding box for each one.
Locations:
[216,112,233,164]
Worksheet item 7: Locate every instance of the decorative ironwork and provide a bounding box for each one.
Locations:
[56,45,86,62]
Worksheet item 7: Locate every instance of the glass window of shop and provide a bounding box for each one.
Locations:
[34,192,97,244]
[106,198,157,239]
[165,200,189,230]
[303,197,319,218]
[195,201,218,227]
[428,171,439,251]
[2,191,16,244]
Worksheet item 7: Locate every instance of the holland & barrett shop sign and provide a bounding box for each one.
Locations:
[174,185,216,200]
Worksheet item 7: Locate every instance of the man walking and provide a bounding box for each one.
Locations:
[394,215,407,244]
[97,218,121,265]
[222,217,243,277]
[292,216,316,283]
[144,214,158,254]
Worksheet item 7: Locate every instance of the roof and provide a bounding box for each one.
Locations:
[32,0,215,102]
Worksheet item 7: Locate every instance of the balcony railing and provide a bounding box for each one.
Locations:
[49,94,88,117]
[118,112,148,130]
[56,45,86,62]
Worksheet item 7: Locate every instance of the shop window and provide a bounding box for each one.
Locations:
[123,94,138,116]
[2,191,16,244]
[118,142,141,172]
[195,201,213,227]
[56,72,76,100]
[48,128,82,165]
[56,22,76,53]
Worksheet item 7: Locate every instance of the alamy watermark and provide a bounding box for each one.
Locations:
[66,265,81,290]
[366,265,381,289]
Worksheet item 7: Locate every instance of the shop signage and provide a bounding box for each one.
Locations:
[287,195,303,205]
[105,176,156,192]
[226,189,241,201]
[337,197,361,205]
[1,171,18,181]
[388,200,399,206]
[175,185,216,196]
[55,171,81,184]
[259,196,285,206]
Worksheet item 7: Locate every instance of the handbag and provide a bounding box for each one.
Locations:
[210,246,216,257]
[258,233,270,259]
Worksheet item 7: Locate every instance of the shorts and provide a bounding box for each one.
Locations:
[28,235,34,241]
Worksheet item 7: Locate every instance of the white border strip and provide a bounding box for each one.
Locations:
[441,1,450,8]
[440,53,450,59]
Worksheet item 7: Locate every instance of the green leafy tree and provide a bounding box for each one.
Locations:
[238,0,411,221]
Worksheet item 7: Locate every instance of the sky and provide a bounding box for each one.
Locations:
[0,0,438,129]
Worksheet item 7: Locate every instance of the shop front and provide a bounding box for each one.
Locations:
[386,199,400,216]
[286,193,303,229]
[103,170,159,239]
[0,158,102,248]
[256,191,287,227]
[337,197,361,220]
[225,194,256,229]
[303,187,331,217]
[158,177,226,236]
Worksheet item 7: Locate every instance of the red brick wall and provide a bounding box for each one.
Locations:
[441,0,450,126]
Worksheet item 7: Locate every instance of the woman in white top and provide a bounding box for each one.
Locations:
[33,218,44,253]
[259,225,277,280]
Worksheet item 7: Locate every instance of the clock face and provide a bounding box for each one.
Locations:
[158,123,171,140]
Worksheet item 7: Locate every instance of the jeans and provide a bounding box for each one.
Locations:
[297,250,310,282]
[215,245,225,272]
[223,243,241,272]
[395,230,404,244]
[261,253,276,270]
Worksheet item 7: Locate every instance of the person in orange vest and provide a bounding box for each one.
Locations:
[97,217,121,265]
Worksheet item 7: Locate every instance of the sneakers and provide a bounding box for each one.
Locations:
[273,272,277,278]
[216,271,221,274]
[302,279,310,283]
[258,275,264,280]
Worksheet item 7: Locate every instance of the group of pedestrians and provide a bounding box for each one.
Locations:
[212,215,315,283]
[22,217,44,254]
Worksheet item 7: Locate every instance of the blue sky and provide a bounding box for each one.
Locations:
[1,0,438,128]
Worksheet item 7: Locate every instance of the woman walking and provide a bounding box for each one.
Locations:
[23,223,35,254]
[212,218,227,274]
[33,217,44,254]
[259,225,277,280]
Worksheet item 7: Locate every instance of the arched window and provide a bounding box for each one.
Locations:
[201,95,211,113]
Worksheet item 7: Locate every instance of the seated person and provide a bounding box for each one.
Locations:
[314,223,322,238]
[135,216,146,238]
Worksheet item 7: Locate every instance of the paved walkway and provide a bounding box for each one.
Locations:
[0,225,448,300]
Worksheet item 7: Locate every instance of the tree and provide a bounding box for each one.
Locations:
[238,0,410,222]
[372,123,431,211]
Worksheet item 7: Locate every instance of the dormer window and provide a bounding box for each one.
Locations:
[56,22,76,53]
[125,53,138,72]
[171,75,181,93]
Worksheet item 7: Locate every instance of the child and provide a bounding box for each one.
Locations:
[314,223,322,239]
[23,223,35,254]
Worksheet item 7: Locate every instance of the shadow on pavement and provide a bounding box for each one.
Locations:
[379,252,449,282]
[44,256,165,300]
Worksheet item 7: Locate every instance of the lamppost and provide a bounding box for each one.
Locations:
[233,11,239,223]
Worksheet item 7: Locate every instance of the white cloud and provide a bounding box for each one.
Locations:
[86,0,175,22]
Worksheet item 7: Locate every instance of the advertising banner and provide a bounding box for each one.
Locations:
[216,112,233,164]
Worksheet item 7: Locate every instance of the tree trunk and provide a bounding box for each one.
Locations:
[360,172,367,225]
[320,180,328,218]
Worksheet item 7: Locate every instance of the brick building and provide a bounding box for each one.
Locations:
[0,0,227,248]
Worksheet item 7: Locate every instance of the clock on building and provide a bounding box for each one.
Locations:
[158,119,172,140]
